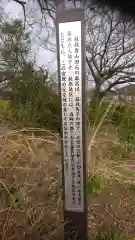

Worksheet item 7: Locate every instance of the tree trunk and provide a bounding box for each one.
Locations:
[90,89,106,107]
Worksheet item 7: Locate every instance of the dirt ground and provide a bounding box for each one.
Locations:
[88,182,135,239]
[48,182,135,240]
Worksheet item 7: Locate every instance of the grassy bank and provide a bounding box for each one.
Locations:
[0,100,135,239]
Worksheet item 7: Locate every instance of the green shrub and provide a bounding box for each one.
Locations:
[98,231,128,240]
[124,183,135,193]
[87,176,102,196]
[0,99,9,114]
[8,63,60,131]
[88,100,135,152]
[87,100,115,126]
[112,104,135,150]
[87,175,106,196]
[0,99,13,122]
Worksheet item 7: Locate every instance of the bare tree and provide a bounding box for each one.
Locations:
[10,0,135,20]
[8,1,135,101]
[36,3,135,101]
[86,9,135,100]
[10,0,55,22]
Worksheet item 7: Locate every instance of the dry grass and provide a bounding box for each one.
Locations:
[86,101,135,239]
[1,116,135,239]
[87,122,135,239]
[88,125,135,186]
[0,128,62,240]
[87,100,135,187]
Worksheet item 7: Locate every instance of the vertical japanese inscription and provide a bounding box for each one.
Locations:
[59,21,84,212]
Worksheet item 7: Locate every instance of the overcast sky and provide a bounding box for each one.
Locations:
[2,0,82,73]
[3,0,57,72]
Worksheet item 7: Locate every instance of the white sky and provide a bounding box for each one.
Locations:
[3,0,57,72]
[2,0,81,73]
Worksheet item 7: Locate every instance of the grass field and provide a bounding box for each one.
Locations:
[0,123,135,239]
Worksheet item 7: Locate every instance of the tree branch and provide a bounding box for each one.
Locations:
[105,77,135,92]
[37,0,56,25]
[13,0,26,26]
[99,13,113,71]
[13,0,26,4]
[86,56,100,86]
[37,0,56,13]
[111,47,135,69]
